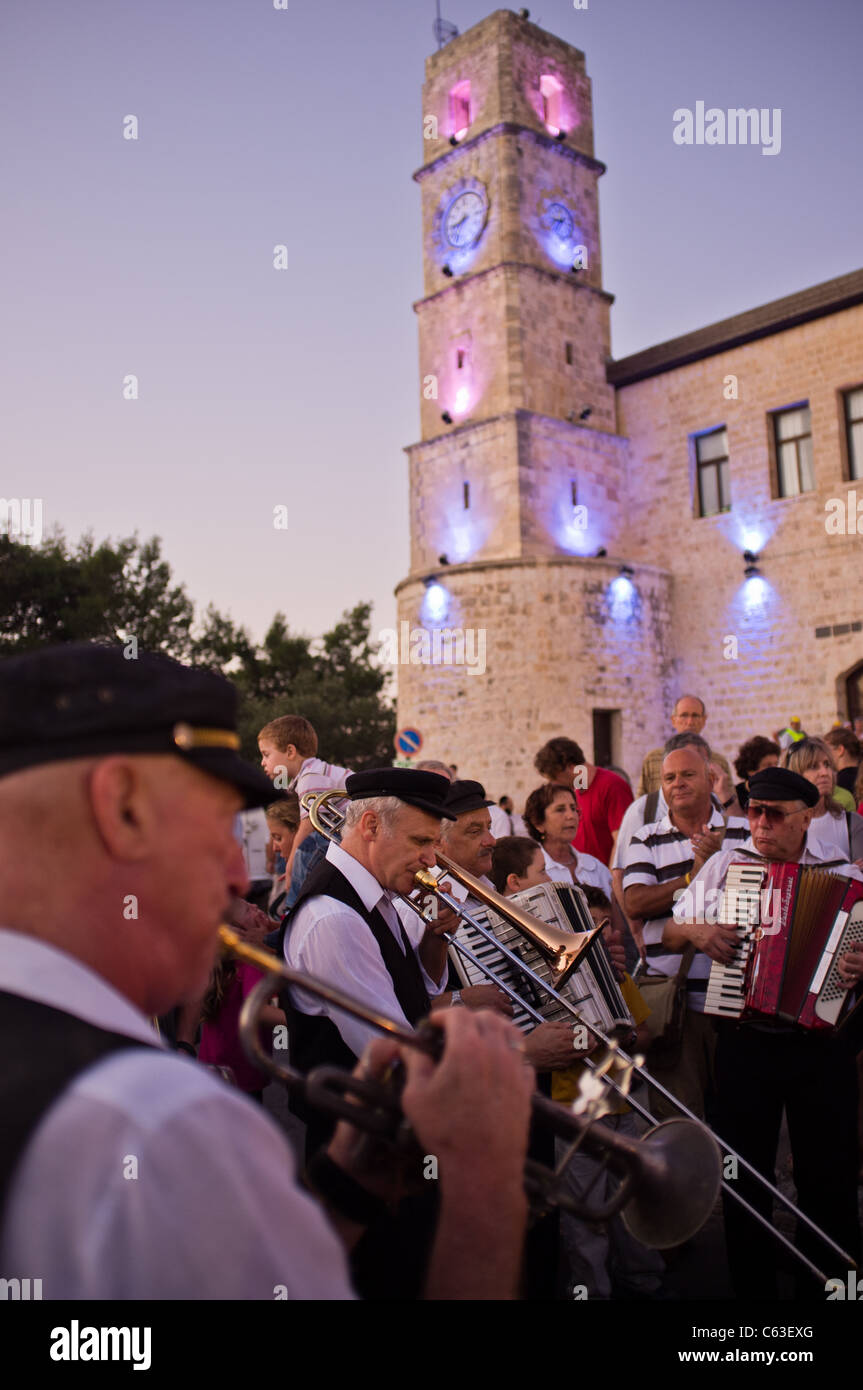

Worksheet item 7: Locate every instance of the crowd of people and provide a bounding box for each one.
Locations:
[2,651,863,1304]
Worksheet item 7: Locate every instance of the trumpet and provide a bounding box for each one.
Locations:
[299,788,859,1284]
[219,925,721,1248]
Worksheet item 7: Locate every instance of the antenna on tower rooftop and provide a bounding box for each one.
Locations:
[433,0,458,50]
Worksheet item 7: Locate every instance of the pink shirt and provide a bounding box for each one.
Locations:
[198,962,273,1093]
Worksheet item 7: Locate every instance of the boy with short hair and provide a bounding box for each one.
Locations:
[257,715,352,904]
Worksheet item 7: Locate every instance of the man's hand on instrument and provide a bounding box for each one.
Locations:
[522,1020,590,1070]
[682,918,739,963]
[400,1008,533,1192]
[690,825,725,872]
[421,882,460,939]
[324,1038,419,1204]
[460,984,514,1016]
[837,947,863,990]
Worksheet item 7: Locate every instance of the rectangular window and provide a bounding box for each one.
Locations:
[773,403,814,496]
[592,709,621,769]
[571,478,578,506]
[565,341,573,365]
[540,74,564,135]
[845,387,863,481]
[463,481,470,509]
[449,81,471,141]
[695,427,731,516]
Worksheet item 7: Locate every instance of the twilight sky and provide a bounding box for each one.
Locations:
[3,0,861,646]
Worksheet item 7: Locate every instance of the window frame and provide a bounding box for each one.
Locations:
[770,401,814,498]
[692,425,731,518]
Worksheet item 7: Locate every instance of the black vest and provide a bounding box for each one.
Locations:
[277,857,431,1153]
[0,990,156,1233]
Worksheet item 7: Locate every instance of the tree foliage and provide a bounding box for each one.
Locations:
[0,531,395,769]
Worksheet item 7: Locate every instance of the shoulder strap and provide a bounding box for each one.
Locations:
[643,789,660,827]
[675,942,697,981]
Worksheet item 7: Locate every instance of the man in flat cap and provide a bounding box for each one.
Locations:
[280,766,459,1146]
[436,780,591,1073]
[0,644,534,1300]
[670,766,863,1298]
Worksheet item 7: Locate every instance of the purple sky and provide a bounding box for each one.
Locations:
[3,0,861,646]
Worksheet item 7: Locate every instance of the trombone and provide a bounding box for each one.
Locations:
[302,788,858,1285]
[219,925,721,1248]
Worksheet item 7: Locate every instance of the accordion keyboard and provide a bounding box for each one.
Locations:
[704,861,766,1020]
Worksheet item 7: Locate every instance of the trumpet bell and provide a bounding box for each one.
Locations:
[620,1119,722,1249]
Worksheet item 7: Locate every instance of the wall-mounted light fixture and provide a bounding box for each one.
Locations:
[743,549,761,578]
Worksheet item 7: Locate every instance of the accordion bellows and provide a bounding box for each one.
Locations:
[705,862,863,1031]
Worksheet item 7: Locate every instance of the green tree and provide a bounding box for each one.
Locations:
[0,532,395,769]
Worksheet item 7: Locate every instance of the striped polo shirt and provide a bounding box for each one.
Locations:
[623,809,750,1011]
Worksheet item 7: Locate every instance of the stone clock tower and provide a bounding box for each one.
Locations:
[395,9,673,799]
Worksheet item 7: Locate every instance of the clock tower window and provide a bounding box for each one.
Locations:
[449,80,472,142]
[539,74,564,136]
[463,481,471,510]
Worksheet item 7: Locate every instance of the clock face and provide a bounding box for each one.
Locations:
[546,201,574,242]
[444,190,487,248]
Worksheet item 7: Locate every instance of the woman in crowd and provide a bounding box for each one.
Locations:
[522,783,612,895]
[781,737,863,861]
[732,735,780,812]
[265,793,301,918]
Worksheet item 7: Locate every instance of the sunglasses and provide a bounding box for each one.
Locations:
[746,802,804,826]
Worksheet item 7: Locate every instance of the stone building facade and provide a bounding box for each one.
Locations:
[395,8,863,802]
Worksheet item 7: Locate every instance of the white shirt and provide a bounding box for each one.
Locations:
[488,805,527,838]
[291,758,352,820]
[285,842,447,1058]
[672,829,863,926]
[541,846,613,897]
[0,930,354,1300]
[806,811,855,861]
[235,807,271,881]
[624,809,750,1011]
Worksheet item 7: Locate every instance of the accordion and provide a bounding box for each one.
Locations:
[450,880,633,1036]
[704,861,863,1031]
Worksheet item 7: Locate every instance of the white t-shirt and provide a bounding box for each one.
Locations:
[291,758,352,819]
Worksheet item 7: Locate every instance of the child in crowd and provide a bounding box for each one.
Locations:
[257,715,351,907]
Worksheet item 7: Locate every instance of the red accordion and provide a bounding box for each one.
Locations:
[704,860,863,1031]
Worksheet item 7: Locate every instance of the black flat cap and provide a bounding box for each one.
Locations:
[444,778,494,816]
[0,642,279,809]
[748,767,820,808]
[345,768,456,820]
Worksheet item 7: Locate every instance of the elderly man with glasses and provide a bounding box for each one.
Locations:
[669,766,863,1300]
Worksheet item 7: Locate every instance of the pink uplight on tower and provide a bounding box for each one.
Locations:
[454,384,470,415]
[539,74,564,135]
[449,80,471,141]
